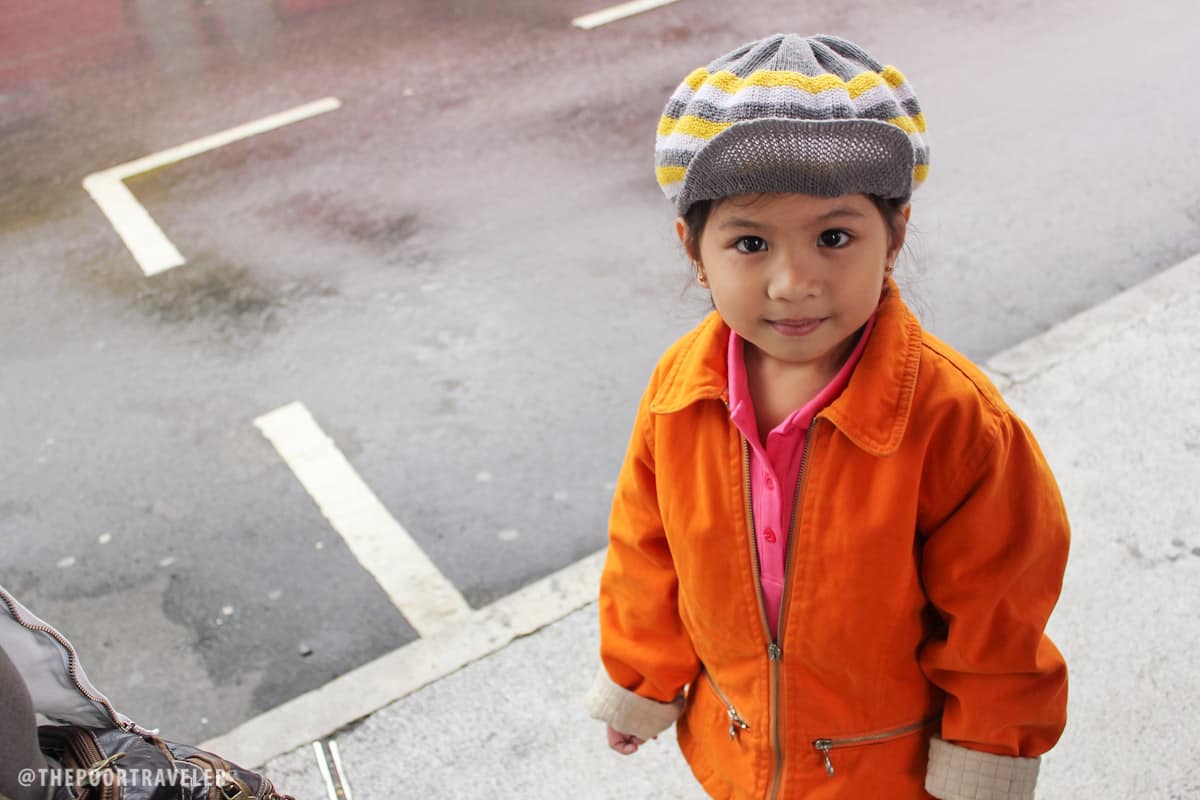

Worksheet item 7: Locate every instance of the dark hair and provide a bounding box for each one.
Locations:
[681,194,909,262]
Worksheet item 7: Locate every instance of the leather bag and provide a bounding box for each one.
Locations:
[1,585,292,800]
[36,725,291,800]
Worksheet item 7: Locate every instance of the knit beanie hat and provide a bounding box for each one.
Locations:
[655,33,929,214]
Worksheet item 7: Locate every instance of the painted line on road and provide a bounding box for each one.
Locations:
[253,401,470,637]
[571,0,683,29]
[201,549,606,768]
[81,174,186,276]
[82,97,341,277]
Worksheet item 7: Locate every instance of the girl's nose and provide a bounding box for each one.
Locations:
[766,254,819,301]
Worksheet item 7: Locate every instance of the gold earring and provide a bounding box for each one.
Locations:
[695,263,708,286]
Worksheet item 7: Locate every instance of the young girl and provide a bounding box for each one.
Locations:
[586,33,1068,799]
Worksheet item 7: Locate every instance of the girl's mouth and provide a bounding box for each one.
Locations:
[769,318,825,337]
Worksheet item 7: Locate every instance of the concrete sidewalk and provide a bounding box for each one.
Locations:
[253,254,1200,799]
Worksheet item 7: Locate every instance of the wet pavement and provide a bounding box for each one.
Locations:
[2,0,1199,744]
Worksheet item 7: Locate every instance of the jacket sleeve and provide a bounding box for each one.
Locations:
[918,411,1069,800]
[585,386,700,740]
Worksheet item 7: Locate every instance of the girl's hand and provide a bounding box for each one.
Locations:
[606,724,646,755]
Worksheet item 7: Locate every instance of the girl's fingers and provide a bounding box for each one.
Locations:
[606,725,646,755]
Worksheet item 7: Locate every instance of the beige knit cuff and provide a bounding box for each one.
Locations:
[925,736,1040,800]
[584,667,684,741]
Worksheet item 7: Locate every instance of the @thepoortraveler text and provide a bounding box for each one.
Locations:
[17,767,237,789]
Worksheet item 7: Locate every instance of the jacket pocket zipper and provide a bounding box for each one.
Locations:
[812,716,940,777]
[703,670,750,740]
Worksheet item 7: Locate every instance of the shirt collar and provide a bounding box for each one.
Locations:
[726,314,877,445]
[649,281,922,457]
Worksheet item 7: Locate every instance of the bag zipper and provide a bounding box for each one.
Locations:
[0,586,150,734]
[812,715,941,777]
[184,751,289,800]
[184,751,245,799]
[702,669,750,740]
[37,726,125,800]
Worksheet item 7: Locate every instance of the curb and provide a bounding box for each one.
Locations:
[983,253,1200,389]
[200,551,605,768]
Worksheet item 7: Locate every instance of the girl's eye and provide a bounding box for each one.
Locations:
[818,229,852,248]
[733,236,768,254]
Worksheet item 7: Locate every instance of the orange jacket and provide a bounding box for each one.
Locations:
[589,286,1069,799]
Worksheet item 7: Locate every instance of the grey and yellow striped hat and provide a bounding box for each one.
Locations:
[655,33,929,214]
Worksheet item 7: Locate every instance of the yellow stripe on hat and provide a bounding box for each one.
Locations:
[657,114,734,140]
[683,67,709,92]
[887,112,927,134]
[662,109,923,138]
[693,68,892,100]
[881,66,907,89]
[656,165,687,185]
[913,164,930,183]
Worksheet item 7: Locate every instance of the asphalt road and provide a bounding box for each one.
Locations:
[2,0,1199,743]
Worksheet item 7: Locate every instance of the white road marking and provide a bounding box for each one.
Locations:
[82,97,341,276]
[201,549,606,767]
[329,741,354,800]
[254,402,470,637]
[312,742,339,800]
[571,0,683,29]
[81,172,184,275]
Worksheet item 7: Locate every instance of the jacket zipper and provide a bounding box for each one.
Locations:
[0,586,142,734]
[702,669,750,740]
[812,715,940,777]
[741,421,819,800]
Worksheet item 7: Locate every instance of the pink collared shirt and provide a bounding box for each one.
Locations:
[726,315,876,640]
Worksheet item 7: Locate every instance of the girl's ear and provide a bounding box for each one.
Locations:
[889,205,911,263]
[675,217,697,262]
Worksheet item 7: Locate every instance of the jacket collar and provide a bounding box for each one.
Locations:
[647,281,922,456]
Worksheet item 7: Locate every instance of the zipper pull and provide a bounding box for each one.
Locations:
[726,706,750,740]
[814,739,835,777]
[85,753,127,787]
[767,642,782,661]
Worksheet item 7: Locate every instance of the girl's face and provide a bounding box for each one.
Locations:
[678,192,907,379]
